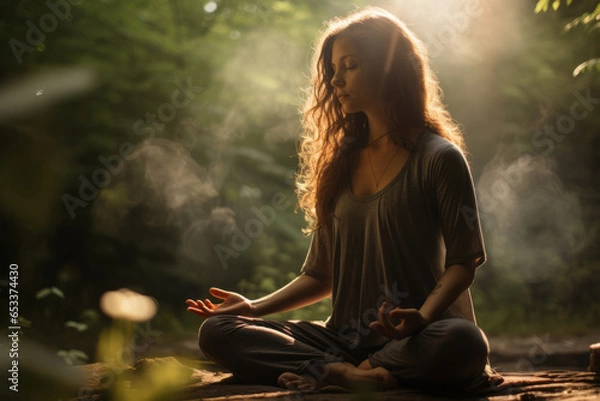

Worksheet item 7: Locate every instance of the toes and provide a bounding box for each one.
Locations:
[277,372,301,388]
[277,372,318,392]
[372,367,398,389]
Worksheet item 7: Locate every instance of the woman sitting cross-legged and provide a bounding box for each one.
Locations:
[187,6,502,394]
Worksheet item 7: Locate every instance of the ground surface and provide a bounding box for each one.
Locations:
[75,360,600,400]
[26,335,598,400]
[154,335,600,399]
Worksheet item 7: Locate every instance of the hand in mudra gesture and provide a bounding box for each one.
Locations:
[186,287,255,318]
[369,301,427,341]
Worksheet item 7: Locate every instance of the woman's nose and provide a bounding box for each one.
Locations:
[330,72,343,87]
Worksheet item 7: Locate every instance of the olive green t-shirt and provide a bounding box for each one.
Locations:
[301,131,486,348]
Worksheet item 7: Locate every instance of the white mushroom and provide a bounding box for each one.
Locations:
[100,288,157,322]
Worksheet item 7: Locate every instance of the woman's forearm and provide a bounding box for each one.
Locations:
[251,273,331,317]
[418,263,475,324]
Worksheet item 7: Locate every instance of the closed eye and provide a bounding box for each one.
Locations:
[331,64,358,73]
[331,55,360,72]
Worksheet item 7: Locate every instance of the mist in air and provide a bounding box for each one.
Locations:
[477,155,586,282]
[92,24,306,268]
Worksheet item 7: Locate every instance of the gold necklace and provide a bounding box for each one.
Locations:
[367,145,399,190]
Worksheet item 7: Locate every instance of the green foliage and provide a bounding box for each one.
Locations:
[535,0,574,13]
[573,57,600,77]
[535,0,600,78]
[564,2,600,28]
[566,2,600,76]
[57,349,89,366]
[36,286,65,299]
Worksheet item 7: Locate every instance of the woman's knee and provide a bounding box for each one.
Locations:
[447,319,488,357]
[198,315,239,356]
[439,319,489,380]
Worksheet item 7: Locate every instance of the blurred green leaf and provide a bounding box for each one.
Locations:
[552,0,560,11]
[573,57,600,76]
[535,0,551,13]
[18,316,32,328]
[36,287,65,300]
[65,321,88,332]
[35,288,51,300]
[57,349,89,366]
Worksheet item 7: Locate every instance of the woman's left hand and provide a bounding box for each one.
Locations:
[369,302,428,340]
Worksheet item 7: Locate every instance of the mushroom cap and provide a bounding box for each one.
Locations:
[100,288,157,322]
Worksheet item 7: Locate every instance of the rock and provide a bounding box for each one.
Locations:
[589,343,600,372]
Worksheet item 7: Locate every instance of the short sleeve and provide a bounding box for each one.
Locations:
[300,227,333,285]
[432,144,486,269]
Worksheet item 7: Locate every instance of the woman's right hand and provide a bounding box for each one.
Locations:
[185,287,256,318]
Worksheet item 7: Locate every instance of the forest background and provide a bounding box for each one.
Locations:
[1,0,599,367]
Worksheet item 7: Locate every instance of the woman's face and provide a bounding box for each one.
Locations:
[330,35,382,115]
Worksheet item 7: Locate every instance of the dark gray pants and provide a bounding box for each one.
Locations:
[198,315,489,389]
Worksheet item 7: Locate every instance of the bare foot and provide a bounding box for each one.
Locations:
[277,363,397,393]
[277,372,324,393]
[337,364,398,390]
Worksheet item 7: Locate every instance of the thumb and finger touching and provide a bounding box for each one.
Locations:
[369,304,427,340]
[389,308,414,319]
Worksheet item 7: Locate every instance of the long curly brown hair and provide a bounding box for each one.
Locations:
[296,6,465,233]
